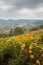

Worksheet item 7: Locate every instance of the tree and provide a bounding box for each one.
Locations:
[9,29,14,36]
[40,25,43,29]
[14,27,24,35]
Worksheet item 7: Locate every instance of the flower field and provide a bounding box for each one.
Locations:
[0,29,43,65]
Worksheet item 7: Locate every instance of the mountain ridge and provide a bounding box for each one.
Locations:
[0,19,43,32]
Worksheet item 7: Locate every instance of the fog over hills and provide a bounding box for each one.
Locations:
[0,19,35,25]
[0,19,43,25]
[0,19,43,32]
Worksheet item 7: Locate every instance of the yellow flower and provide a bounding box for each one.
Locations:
[14,45,16,48]
[30,54,34,59]
[18,40,21,43]
[19,43,22,45]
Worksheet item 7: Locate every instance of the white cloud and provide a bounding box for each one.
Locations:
[15,7,43,19]
[18,8,29,14]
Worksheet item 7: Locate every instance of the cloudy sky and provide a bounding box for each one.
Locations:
[0,0,43,19]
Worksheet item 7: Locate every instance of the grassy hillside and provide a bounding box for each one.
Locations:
[0,29,43,65]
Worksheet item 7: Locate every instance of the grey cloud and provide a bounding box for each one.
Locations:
[0,0,43,19]
[2,0,43,9]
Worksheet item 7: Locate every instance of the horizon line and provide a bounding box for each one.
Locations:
[0,18,43,20]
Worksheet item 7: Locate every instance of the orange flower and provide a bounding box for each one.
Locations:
[36,36,40,41]
[29,45,33,49]
[30,54,34,59]
[23,34,27,37]
[28,50,32,53]
[40,54,43,58]
[20,44,25,50]
[36,59,40,65]
[29,34,34,39]
[29,36,33,39]
[40,49,43,53]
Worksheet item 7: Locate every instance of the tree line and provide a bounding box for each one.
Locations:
[0,25,43,38]
[0,27,24,38]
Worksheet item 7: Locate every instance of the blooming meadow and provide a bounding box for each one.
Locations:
[0,29,43,65]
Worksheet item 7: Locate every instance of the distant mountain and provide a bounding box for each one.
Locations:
[0,19,36,30]
[0,19,43,32]
[0,19,35,25]
[33,20,43,25]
